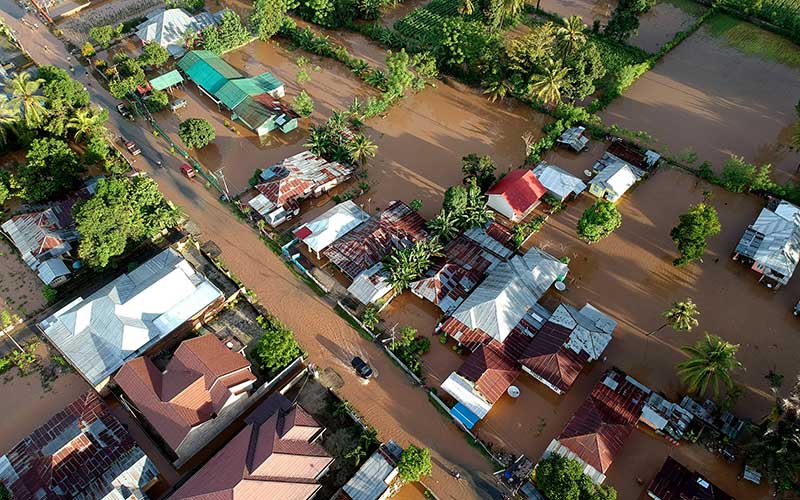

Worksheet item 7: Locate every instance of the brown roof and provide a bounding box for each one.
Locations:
[1,391,155,500]
[457,343,520,403]
[556,369,647,473]
[170,394,333,500]
[323,201,428,279]
[648,457,735,500]
[115,334,255,451]
[518,322,587,393]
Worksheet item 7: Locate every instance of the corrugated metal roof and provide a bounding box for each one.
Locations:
[463,222,515,259]
[347,263,393,305]
[648,457,735,500]
[294,201,369,254]
[487,169,547,216]
[440,372,493,419]
[735,200,800,283]
[590,153,644,198]
[149,70,184,91]
[178,50,242,94]
[532,162,587,201]
[456,343,520,403]
[136,9,218,57]
[341,445,397,500]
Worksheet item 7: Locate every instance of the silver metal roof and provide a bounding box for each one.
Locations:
[341,446,397,500]
[590,153,645,197]
[735,200,800,283]
[533,162,587,201]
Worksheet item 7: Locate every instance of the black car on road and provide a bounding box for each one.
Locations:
[351,356,373,379]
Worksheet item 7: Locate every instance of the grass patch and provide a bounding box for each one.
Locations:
[704,13,800,68]
[334,304,376,341]
[660,0,708,18]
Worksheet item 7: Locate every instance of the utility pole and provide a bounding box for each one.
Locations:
[215,167,231,201]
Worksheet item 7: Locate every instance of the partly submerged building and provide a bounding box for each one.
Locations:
[347,263,393,306]
[115,334,256,461]
[647,456,735,500]
[136,8,219,57]
[169,394,333,500]
[733,198,800,289]
[532,162,587,202]
[335,441,404,500]
[0,391,159,500]
[486,169,547,223]
[249,151,355,227]
[589,151,645,203]
[294,200,370,258]
[39,248,225,390]
[324,201,428,280]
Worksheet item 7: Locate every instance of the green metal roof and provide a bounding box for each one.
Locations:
[213,80,249,109]
[149,70,184,91]
[177,50,242,94]
[231,95,275,130]
[241,72,283,93]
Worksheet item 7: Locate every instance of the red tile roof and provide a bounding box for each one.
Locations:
[556,369,647,473]
[115,334,256,451]
[1,391,154,500]
[647,457,735,500]
[323,201,428,279]
[518,322,587,393]
[457,343,521,403]
[487,170,547,216]
[170,394,333,500]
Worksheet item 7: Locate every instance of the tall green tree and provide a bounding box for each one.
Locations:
[250,0,296,40]
[138,42,170,67]
[18,138,83,202]
[676,333,743,400]
[462,153,496,192]
[347,133,377,166]
[178,118,216,149]
[254,313,302,376]
[39,65,90,136]
[535,454,617,500]
[529,59,569,106]
[397,445,432,483]
[557,16,587,60]
[428,209,460,240]
[670,202,721,266]
[67,107,107,142]
[6,72,48,129]
[577,200,621,243]
[649,298,700,336]
[0,95,19,144]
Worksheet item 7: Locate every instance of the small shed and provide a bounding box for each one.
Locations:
[556,126,589,152]
[149,70,184,92]
[37,258,71,286]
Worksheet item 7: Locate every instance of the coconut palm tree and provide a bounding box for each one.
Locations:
[348,134,378,166]
[490,0,526,29]
[528,60,569,106]
[0,94,20,144]
[305,127,329,157]
[557,16,587,60]
[676,333,742,399]
[67,107,105,142]
[648,298,700,336]
[482,74,511,103]
[6,72,48,129]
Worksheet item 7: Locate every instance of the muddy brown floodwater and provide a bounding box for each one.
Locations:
[602,22,800,181]
[537,0,616,24]
[629,0,704,53]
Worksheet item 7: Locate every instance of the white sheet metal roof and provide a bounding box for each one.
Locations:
[295,201,370,254]
[736,200,800,283]
[532,162,587,201]
[37,258,71,285]
[39,249,223,386]
[341,447,397,500]
[450,247,568,343]
[549,303,614,361]
[247,193,277,218]
[136,9,219,57]
[347,263,392,305]
[590,154,644,198]
[441,372,492,419]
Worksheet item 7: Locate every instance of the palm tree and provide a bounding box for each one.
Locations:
[676,333,742,400]
[67,108,105,142]
[428,209,460,240]
[0,94,20,144]
[490,0,526,29]
[305,127,329,157]
[528,60,569,106]
[557,16,587,60]
[459,0,475,15]
[348,134,377,166]
[648,298,700,336]
[482,74,511,103]
[6,72,48,129]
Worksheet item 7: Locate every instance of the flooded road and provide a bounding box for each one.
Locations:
[602,22,800,181]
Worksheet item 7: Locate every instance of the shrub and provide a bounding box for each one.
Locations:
[398,445,432,483]
[361,303,380,329]
[721,155,755,193]
[577,200,621,243]
[254,313,302,376]
[292,90,314,117]
[144,89,170,112]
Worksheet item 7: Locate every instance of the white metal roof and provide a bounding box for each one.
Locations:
[37,258,71,285]
[548,303,614,361]
[590,154,644,197]
[347,263,393,305]
[295,201,370,254]
[441,372,492,419]
[136,9,219,57]
[341,448,397,500]
[532,162,587,201]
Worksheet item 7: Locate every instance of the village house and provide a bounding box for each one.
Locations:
[169,394,333,500]
[733,198,800,289]
[249,152,355,227]
[0,391,159,500]
[114,334,257,464]
[347,263,393,305]
[177,50,296,137]
[532,162,587,202]
[324,200,428,280]
[486,169,548,223]
[136,8,220,57]
[293,200,370,258]
[647,456,735,500]
[462,222,516,259]
[588,151,646,203]
[556,126,590,152]
[38,248,225,391]
[544,368,649,484]
[334,440,404,500]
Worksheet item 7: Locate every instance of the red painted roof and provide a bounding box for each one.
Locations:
[457,343,520,403]
[486,170,547,216]
[115,335,255,451]
[518,322,587,393]
[648,457,735,500]
[556,368,647,473]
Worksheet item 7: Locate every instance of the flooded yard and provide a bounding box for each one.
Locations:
[537,0,616,24]
[0,240,45,320]
[602,16,800,181]
[629,0,706,53]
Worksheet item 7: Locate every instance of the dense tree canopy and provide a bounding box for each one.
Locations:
[19,138,84,202]
[462,153,496,192]
[139,42,170,67]
[39,65,90,136]
[250,0,296,40]
[670,202,721,266]
[397,444,432,483]
[577,200,621,243]
[254,313,302,376]
[73,176,181,268]
[178,118,216,149]
[201,10,251,54]
[534,454,617,500]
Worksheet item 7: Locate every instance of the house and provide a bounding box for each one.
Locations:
[639,392,694,441]
[169,394,333,500]
[486,169,548,223]
[463,221,516,259]
[607,140,661,172]
[588,152,645,203]
[136,8,219,57]
[0,391,159,500]
[532,162,587,202]
[294,200,370,258]
[38,248,225,390]
[114,334,256,461]
[647,457,735,500]
[544,368,648,484]
[249,152,355,227]
[733,198,800,289]
[348,263,393,305]
[556,126,590,152]
[335,441,404,500]
[518,303,615,395]
[324,201,428,280]
[410,235,502,315]
[439,247,568,347]
[177,50,294,136]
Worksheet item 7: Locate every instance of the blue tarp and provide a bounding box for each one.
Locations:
[450,403,480,430]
